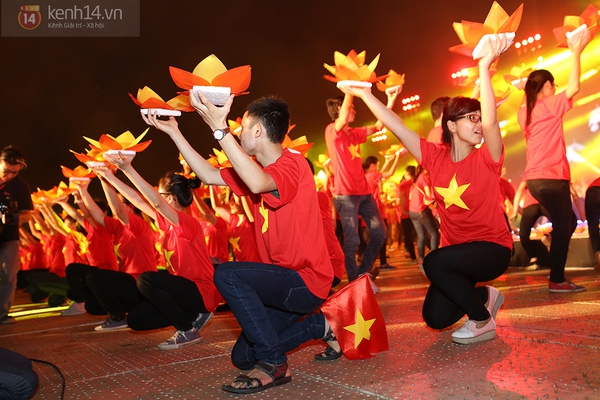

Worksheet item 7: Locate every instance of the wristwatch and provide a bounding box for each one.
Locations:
[213,127,230,141]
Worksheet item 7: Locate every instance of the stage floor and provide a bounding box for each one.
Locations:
[2,247,600,399]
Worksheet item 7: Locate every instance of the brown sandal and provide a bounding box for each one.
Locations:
[222,361,292,394]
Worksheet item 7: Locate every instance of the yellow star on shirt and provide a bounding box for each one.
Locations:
[344,309,376,348]
[229,236,241,252]
[348,144,361,160]
[205,235,210,246]
[114,242,122,260]
[259,199,269,234]
[435,173,470,210]
[164,249,175,271]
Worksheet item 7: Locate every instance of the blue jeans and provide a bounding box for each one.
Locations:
[334,194,386,281]
[410,208,440,260]
[214,262,325,369]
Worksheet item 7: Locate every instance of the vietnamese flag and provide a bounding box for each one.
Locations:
[320,274,388,360]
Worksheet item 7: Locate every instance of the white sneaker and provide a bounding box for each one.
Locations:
[485,286,504,319]
[61,302,85,316]
[451,318,496,345]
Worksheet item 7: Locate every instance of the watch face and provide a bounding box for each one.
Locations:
[213,129,225,140]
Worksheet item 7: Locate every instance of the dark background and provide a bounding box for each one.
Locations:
[1,0,598,196]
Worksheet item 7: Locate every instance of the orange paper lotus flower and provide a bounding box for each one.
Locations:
[324,50,388,83]
[503,66,533,90]
[228,117,243,136]
[553,4,599,48]
[83,129,151,153]
[376,70,405,92]
[169,54,251,94]
[33,182,75,204]
[61,165,96,180]
[282,133,313,155]
[494,86,514,106]
[313,154,331,169]
[449,2,524,57]
[128,86,193,112]
[207,148,232,168]
[71,147,106,165]
[379,145,406,157]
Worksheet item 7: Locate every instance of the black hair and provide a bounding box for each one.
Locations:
[430,96,451,121]
[245,96,290,144]
[363,156,379,170]
[158,172,201,208]
[524,69,554,128]
[326,96,344,121]
[0,145,27,169]
[441,97,481,145]
[405,165,416,178]
[94,199,113,217]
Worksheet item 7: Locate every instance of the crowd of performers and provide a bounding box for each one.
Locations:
[2,33,600,394]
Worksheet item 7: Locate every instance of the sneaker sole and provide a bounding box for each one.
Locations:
[549,288,586,293]
[452,330,496,345]
[94,325,129,332]
[157,336,202,350]
[490,292,504,319]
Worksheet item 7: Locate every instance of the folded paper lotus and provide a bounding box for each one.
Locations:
[33,182,75,204]
[324,50,388,84]
[227,117,243,136]
[61,165,96,181]
[71,147,106,165]
[206,148,232,169]
[129,86,193,116]
[503,66,533,90]
[313,153,331,169]
[449,1,523,59]
[170,54,251,106]
[282,133,313,156]
[83,129,151,154]
[553,5,598,48]
[379,144,406,158]
[376,70,405,92]
[494,86,514,106]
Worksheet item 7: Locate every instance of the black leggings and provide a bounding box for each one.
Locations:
[527,179,577,283]
[127,271,209,332]
[64,263,105,315]
[585,186,600,255]
[86,269,143,320]
[519,204,551,260]
[422,241,511,329]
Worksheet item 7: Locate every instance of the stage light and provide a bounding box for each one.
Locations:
[534,33,541,41]
[515,42,521,49]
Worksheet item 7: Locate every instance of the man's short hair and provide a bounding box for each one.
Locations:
[0,145,27,169]
[430,96,451,122]
[246,96,290,144]
[326,96,344,121]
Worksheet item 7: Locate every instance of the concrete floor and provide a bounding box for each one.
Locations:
[2,246,599,400]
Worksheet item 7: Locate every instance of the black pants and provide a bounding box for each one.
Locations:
[64,263,105,315]
[127,271,208,332]
[86,269,143,320]
[527,180,577,283]
[422,241,511,329]
[519,204,551,261]
[585,186,600,255]
[400,218,417,260]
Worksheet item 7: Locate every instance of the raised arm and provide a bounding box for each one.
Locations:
[193,189,217,225]
[75,181,107,227]
[56,197,85,226]
[99,177,129,225]
[210,185,231,224]
[478,35,511,163]
[380,149,404,179]
[103,153,179,225]
[565,31,590,99]
[366,86,402,135]
[141,113,225,186]
[39,203,69,237]
[334,93,354,132]
[92,166,156,221]
[339,85,422,162]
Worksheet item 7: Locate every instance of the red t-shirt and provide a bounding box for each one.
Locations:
[588,177,600,189]
[41,233,67,277]
[228,214,259,262]
[199,217,229,264]
[83,219,118,270]
[221,149,333,299]
[20,240,46,271]
[398,179,412,220]
[518,91,572,181]
[365,170,387,218]
[325,123,370,196]
[103,212,157,279]
[420,139,513,249]
[409,173,432,213]
[317,191,345,281]
[156,210,221,312]
[63,231,87,266]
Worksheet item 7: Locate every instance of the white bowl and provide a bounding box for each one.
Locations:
[192,86,231,106]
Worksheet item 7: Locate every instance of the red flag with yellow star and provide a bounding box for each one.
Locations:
[320,274,388,359]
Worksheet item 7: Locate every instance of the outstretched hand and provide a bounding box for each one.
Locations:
[568,28,590,56]
[190,89,233,131]
[479,34,511,70]
[337,83,372,99]
[103,151,135,171]
[141,112,180,137]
